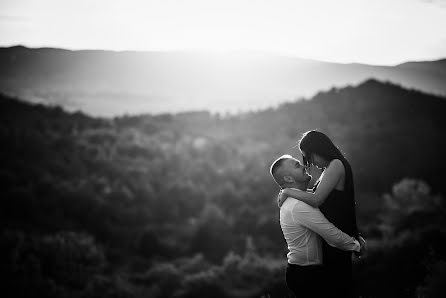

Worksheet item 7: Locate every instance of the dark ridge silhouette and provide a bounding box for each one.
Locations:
[1,78,445,193]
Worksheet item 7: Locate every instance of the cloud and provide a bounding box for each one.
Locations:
[0,15,32,23]
[419,0,446,7]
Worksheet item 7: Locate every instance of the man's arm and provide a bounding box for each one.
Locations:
[291,200,360,252]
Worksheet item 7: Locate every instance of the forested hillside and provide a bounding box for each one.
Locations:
[2,79,446,297]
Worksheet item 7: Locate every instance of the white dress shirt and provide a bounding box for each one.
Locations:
[280,197,360,265]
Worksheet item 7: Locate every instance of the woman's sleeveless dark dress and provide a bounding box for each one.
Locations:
[313,159,359,297]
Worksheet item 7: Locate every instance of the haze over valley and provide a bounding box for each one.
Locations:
[1,46,445,116]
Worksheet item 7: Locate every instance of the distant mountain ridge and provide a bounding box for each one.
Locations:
[1,46,445,116]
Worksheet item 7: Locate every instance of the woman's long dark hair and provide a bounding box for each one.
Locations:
[299,130,358,235]
[299,130,344,168]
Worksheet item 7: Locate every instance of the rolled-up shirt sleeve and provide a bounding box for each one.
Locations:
[291,200,360,252]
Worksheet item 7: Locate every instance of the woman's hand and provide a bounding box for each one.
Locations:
[277,189,288,208]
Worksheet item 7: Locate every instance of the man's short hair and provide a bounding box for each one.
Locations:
[270,154,292,188]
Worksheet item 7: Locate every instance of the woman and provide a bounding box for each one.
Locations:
[278,130,363,297]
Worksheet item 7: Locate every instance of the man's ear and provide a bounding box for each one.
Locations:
[283,175,294,183]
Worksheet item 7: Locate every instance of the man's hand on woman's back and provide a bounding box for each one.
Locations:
[356,235,367,259]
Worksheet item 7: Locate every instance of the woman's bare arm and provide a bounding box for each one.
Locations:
[278,159,344,208]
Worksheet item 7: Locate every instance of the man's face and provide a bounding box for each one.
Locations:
[282,158,311,183]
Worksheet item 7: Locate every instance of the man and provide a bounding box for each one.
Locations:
[270,155,363,298]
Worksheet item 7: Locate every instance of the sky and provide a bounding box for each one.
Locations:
[1,0,446,65]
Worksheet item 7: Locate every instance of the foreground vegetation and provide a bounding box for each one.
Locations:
[1,80,446,297]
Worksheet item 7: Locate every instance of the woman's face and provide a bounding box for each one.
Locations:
[302,151,311,168]
[302,151,327,169]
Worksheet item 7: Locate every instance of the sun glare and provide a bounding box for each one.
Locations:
[1,0,446,64]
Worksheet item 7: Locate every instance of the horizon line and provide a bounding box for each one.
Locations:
[2,43,446,67]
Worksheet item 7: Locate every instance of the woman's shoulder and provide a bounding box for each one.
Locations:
[328,158,345,172]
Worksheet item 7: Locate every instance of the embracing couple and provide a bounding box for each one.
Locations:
[270,130,366,298]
